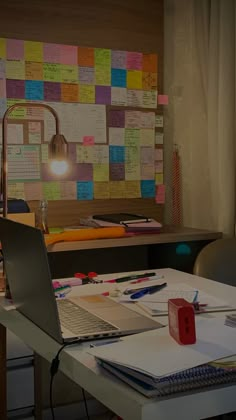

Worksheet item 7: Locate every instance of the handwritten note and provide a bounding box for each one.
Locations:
[111,69,126,87]
[8,182,25,199]
[25,80,43,100]
[8,124,24,144]
[111,50,127,69]
[77,181,93,200]
[79,85,95,103]
[127,52,142,70]
[127,89,142,107]
[60,181,77,200]
[125,181,141,198]
[25,61,43,80]
[61,83,78,102]
[43,43,60,63]
[6,60,25,80]
[61,65,78,83]
[60,45,77,65]
[109,181,126,198]
[94,181,110,199]
[6,79,25,99]
[141,163,155,180]
[83,136,95,145]
[7,39,24,60]
[111,87,127,106]
[155,115,164,127]
[77,163,93,181]
[125,110,141,128]
[109,146,125,163]
[141,180,155,198]
[124,129,140,147]
[140,129,155,146]
[109,128,125,146]
[109,163,125,180]
[109,110,125,128]
[155,173,164,185]
[28,121,41,144]
[79,67,95,84]
[43,182,61,200]
[95,86,111,104]
[155,132,164,145]
[43,63,61,82]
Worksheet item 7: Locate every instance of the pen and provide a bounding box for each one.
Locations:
[130,274,164,284]
[130,282,167,300]
[104,272,157,284]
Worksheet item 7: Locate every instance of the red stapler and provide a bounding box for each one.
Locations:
[168,298,196,345]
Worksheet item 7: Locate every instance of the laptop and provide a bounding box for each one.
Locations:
[0,218,160,344]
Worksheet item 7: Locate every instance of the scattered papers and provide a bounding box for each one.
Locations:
[89,318,236,379]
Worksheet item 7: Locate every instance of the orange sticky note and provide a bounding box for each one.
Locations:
[78,47,95,67]
[61,83,78,102]
[142,53,157,72]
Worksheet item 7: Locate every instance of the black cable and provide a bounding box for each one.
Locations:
[82,387,90,420]
[50,340,80,420]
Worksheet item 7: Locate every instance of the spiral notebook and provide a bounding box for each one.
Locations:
[99,360,236,397]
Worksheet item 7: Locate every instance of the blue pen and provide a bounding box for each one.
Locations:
[130,282,167,300]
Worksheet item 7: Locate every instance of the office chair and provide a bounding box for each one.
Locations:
[193,238,236,287]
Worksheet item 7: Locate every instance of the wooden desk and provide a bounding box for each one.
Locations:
[47,225,222,278]
[0,269,236,420]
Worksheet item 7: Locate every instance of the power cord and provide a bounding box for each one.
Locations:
[50,340,85,420]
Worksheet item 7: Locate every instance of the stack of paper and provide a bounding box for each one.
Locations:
[89,318,236,397]
[225,313,236,327]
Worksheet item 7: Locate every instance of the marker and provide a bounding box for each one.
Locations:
[104,272,157,284]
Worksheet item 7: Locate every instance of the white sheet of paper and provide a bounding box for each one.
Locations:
[89,318,236,378]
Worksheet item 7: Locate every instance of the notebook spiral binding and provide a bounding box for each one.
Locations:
[99,360,236,398]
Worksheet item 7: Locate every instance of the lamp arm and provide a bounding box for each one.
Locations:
[1,102,61,218]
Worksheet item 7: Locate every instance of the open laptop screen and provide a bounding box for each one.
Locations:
[0,218,63,343]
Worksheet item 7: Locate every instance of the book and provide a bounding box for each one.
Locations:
[99,359,236,398]
[92,213,152,225]
[81,216,162,233]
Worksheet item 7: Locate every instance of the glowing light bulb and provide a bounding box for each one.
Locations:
[50,160,68,175]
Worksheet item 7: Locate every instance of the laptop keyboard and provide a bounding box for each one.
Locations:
[57,299,118,336]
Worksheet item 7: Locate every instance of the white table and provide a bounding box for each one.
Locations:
[1,268,236,420]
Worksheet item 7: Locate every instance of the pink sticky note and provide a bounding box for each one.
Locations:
[7,39,24,60]
[156,184,165,204]
[83,136,95,145]
[60,45,77,65]
[158,95,169,105]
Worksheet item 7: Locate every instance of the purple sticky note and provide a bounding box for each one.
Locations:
[44,43,60,63]
[7,39,24,60]
[158,95,169,105]
[77,163,93,181]
[44,82,61,101]
[68,143,77,162]
[108,110,125,128]
[6,79,25,99]
[109,163,125,180]
[96,86,111,105]
[112,50,127,69]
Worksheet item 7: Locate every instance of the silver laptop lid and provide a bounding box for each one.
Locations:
[0,218,63,344]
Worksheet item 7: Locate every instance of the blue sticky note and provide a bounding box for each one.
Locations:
[111,69,127,88]
[141,180,155,198]
[109,146,125,163]
[25,80,44,100]
[77,181,93,200]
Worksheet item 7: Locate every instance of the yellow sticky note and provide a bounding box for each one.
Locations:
[155,173,164,185]
[94,182,110,199]
[25,41,43,62]
[6,60,25,80]
[125,163,141,181]
[93,164,109,182]
[25,61,43,80]
[61,65,78,83]
[127,70,142,90]
[109,181,126,198]
[43,182,61,200]
[95,67,111,85]
[0,38,6,58]
[43,63,61,82]
[95,48,111,67]
[124,181,141,198]
[79,85,95,103]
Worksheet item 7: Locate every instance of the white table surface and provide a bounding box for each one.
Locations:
[1,268,236,420]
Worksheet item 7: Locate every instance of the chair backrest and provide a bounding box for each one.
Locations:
[193,238,236,286]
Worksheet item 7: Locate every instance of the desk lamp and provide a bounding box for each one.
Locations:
[1,102,69,297]
[1,102,68,218]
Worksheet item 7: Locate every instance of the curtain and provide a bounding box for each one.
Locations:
[164,0,236,236]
